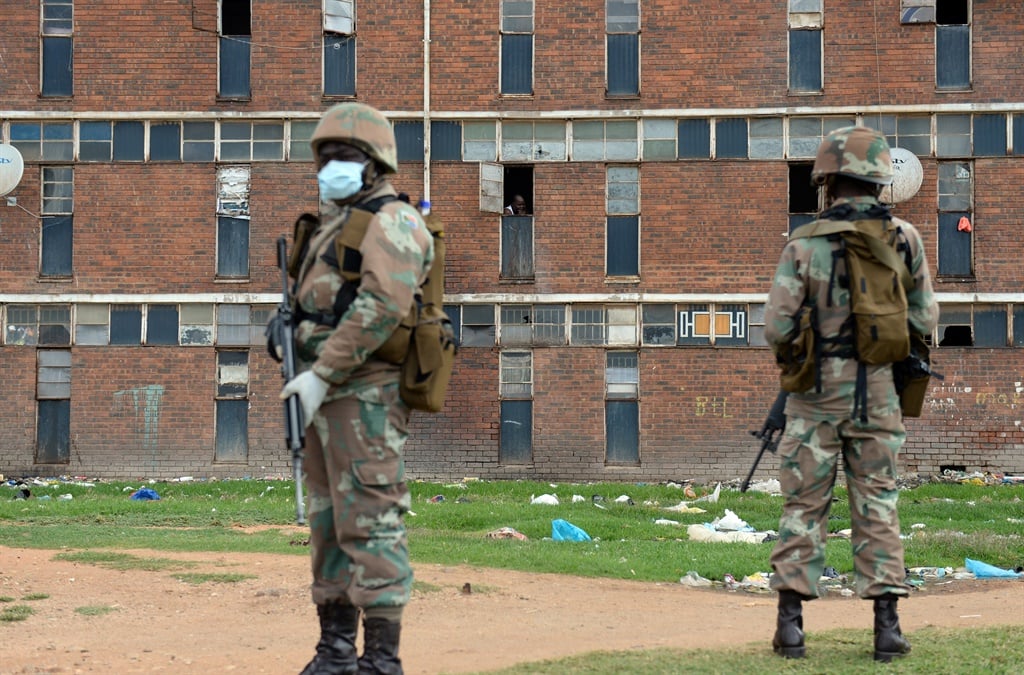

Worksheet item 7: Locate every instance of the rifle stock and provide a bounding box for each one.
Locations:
[276,236,307,525]
[740,390,788,492]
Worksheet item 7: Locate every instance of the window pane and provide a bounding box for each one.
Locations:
[501,216,533,279]
[150,122,182,161]
[394,121,424,161]
[431,121,462,161]
[789,29,822,92]
[500,400,532,463]
[112,121,145,161]
[219,36,251,98]
[936,25,970,90]
[324,34,356,96]
[37,399,71,463]
[79,121,112,161]
[607,216,638,276]
[716,118,747,158]
[110,304,143,345]
[678,119,710,158]
[937,211,972,276]
[606,400,639,463]
[501,34,533,95]
[41,216,73,276]
[217,216,250,277]
[183,122,215,161]
[972,114,1006,156]
[42,36,73,97]
[607,33,639,96]
[973,306,1006,348]
[216,399,249,461]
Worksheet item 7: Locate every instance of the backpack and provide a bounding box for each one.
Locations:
[285,197,458,413]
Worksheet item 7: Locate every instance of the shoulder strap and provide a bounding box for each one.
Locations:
[789,219,855,240]
[791,218,913,294]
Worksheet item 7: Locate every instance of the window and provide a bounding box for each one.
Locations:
[937,303,1011,348]
[217,305,263,345]
[5,305,71,346]
[572,120,638,161]
[501,121,566,161]
[215,350,249,461]
[219,0,251,99]
[443,305,462,345]
[936,114,971,156]
[500,351,532,463]
[501,166,534,280]
[79,121,112,162]
[150,122,182,161]
[788,1,822,93]
[641,304,675,345]
[324,0,356,97]
[861,114,931,157]
[217,166,250,278]
[499,304,566,345]
[606,166,639,277]
[181,304,215,345]
[41,167,73,278]
[464,122,497,161]
[41,0,73,97]
[147,305,180,345]
[606,0,640,96]
[678,304,748,345]
[431,121,462,161]
[220,123,284,161]
[113,122,145,161]
[789,162,818,231]
[110,304,143,345]
[936,1,970,90]
[677,119,710,159]
[937,161,973,277]
[37,350,71,463]
[501,1,534,95]
[642,119,676,160]
[183,122,216,162]
[972,114,1006,156]
[75,304,108,345]
[290,121,317,162]
[788,117,856,158]
[715,118,747,159]
[461,305,496,347]
[394,121,424,161]
[750,118,784,159]
[10,122,73,162]
[571,305,606,345]
[606,351,639,464]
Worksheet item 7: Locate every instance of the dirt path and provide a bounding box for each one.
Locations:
[2,545,1022,674]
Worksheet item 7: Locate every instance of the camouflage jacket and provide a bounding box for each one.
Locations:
[764,197,939,419]
[294,184,434,397]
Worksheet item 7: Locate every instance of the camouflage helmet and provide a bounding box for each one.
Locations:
[310,102,398,174]
[811,125,893,186]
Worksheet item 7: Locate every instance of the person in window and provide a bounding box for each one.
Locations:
[763,126,938,664]
[503,194,528,215]
[279,102,434,675]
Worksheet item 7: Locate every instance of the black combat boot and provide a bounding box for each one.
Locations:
[773,590,807,658]
[357,618,403,675]
[873,594,911,663]
[300,603,360,675]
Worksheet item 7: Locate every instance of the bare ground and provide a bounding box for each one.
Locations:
[2,544,1022,674]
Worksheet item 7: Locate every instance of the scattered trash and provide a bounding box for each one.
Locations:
[908,566,951,579]
[530,493,559,505]
[663,502,706,514]
[551,518,591,541]
[485,527,528,541]
[571,494,585,503]
[965,558,1023,579]
[614,495,635,505]
[822,566,840,578]
[429,495,446,503]
[129,487,160,501]
[679,570,713,587]
[653,518,680,526]
[687,523,774,544]
[711,509,753,532]
[743,478,781,494]
[57,493,73,501]
[455,496,471,503]
[693,483,722,503]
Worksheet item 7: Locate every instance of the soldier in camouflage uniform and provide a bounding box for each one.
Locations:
[280,102,434,675]
[763,126,938,662]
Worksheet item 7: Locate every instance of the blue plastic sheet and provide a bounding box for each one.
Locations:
[551,518,591,541]
[965,557,1022,578]
[129,487,161,501]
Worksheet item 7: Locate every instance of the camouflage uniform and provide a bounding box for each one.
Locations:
[764,195,937,599]
[295,190,433,613]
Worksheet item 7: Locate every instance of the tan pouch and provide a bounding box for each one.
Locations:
[778,307,817,394]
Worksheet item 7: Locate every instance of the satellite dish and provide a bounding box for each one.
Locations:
[880,147,923,204]
[0,144,25,197]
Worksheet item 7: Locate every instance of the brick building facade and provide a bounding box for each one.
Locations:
[1,1,1022,482]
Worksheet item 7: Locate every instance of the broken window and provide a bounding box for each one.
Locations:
[500,0,534,95]
[936,0,970,90]
[219,0,252,99]
[788,162,818,231]
[216,166,251,278]
[324,0,356,96]
[36,349,71,464]
[215,350,249,462]
[180,304,215,346]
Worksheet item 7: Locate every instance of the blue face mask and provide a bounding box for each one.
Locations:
[317,160,366,202]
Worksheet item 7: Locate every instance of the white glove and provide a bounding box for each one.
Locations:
[280,371,330,428]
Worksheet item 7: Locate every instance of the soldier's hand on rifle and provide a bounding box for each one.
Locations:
[280,371,329,428]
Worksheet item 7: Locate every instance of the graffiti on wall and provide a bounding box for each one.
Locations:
[113,384,165,451]
[695,396,732,418]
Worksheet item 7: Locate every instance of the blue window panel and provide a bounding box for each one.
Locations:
[789,213,817,233]
[607,216,638,276]
[79,122,112,162]
[430,121,462,161]
[500,400,532,463]
[936,25,970,89]
[1014,116,1024,156]
[37,399,71,464]
[607,33,639,96]
[789,29,822,92]
[41,216,73,277]
[216,399,249,462]
[110,306,143,345]
[974,307,1007,348]
[937,211,972,276]
[219,36,251,98]
[148,305,180,345]
[715,118,748,158]
[113,121,145,161]
[183,121,216,162]
[150,123,182,161]
[501,34,533,95]
[677,119,710,158]
[444,305,462,346]
[394,121,424,161]
[501,215,534,279]
[606,400,639,464]
[973,114,1006,156]
[1014,307,1024,347]
[217,216,250,277]
[42,36,73,97]
[324,34,356,96]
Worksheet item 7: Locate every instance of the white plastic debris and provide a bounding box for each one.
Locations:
[712,509,751,531]
[530,493,559,505]
[654,518,680,526]
[679,570,713,587]
[571,494,585,503]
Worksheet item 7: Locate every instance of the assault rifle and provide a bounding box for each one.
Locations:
[275,236,307,525]
[740,389,789,492]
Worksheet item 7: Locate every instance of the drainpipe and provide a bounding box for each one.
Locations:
[422,0,431,205]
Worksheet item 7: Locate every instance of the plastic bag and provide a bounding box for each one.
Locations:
[551,518,591,541]
[965,558,1023,578]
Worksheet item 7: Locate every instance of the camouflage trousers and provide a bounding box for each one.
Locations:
[769,388,910,599]
[303,381,413,611]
